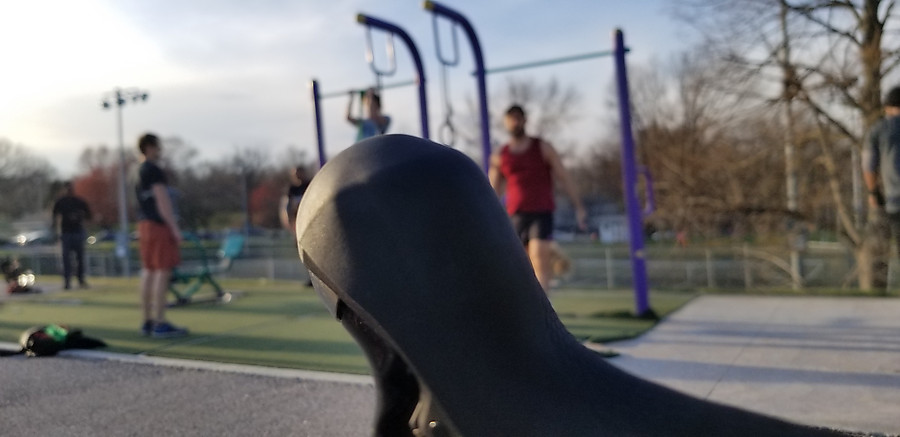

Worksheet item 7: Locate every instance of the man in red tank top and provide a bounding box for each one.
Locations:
[489,105,587,292]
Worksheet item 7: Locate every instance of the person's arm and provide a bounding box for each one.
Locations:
[346,91,359,126]
[864,170,883,208]
[541,141,587,230]
[488,151,505,198]
[279,194,293,234]
[151,183,182,245]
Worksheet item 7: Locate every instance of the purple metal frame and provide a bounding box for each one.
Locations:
[312,6,652,315]
[423,1,491,173]
[614,29,651,316]
[357,14,430,140]
[310,14,429,167]
[423,5,651,315]
[311,80,326,168]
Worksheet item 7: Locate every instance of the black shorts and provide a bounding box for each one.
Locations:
[510,212,553,246]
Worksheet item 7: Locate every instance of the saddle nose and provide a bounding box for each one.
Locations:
[296,134,849,436]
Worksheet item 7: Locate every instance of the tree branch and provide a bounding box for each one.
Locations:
[790,1,862,45]
[812,115,862,246]
[798,91,860,143]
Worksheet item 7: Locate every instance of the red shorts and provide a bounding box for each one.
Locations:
[138,220,181,270]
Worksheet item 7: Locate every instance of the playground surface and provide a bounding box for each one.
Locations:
[0,277,692,373]
[1,280,899,435]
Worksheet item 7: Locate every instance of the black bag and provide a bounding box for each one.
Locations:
[0,325,106,357]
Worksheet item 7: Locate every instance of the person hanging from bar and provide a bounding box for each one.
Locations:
[346,87,391,142]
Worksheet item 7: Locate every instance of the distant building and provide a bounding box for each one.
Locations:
[553,196,627,244]
[596,214,629,244]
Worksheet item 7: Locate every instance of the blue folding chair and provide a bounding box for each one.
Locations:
[169,232,244,306]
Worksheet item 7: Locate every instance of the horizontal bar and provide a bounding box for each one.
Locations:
[318,79,418,100]
[483,48,630,75]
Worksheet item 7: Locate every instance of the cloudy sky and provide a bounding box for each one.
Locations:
[0,0,692,178]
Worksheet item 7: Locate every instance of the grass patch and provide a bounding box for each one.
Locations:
[551,288,695,343]
[1,277,698,373]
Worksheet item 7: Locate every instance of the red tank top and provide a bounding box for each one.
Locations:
[499,137,554,215]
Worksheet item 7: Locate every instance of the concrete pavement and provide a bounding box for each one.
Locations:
[2,295,898,435]
[605,295,900,435]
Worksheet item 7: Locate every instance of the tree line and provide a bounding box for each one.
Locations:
[0,136,310,235]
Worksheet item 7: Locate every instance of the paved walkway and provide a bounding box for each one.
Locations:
[2,295,898,435]
[606,295,900,435]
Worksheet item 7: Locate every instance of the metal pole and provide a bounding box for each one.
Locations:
[780,0,802,290]
[852,147,863,229]
[743,243,753,289]
[424,1,490,172]
[115,89,131,277]
[613,29,651,317]
[318,79,418,100]
[606,247,614,290]
[311,79,326,167]
[482,49,623,75]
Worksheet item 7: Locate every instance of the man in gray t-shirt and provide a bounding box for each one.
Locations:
[863,86,900,254]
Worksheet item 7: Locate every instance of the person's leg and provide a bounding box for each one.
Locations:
[150,267,187,337]
[74,232,87,286]
[140,268,154,323]
[527,212,556,293]
[60,234,73,289]
[138,220,155,334]
[152,269,172,322]
[147,222,186,338]
[528,238,553,293]
[509,214,529,248]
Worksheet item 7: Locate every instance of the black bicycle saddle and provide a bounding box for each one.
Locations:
[296,134,849,436]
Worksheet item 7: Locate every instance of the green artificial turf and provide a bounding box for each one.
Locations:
[0,276,695,374]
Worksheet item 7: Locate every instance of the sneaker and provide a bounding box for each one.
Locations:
[151,321,188,338]
[141,320,154,336]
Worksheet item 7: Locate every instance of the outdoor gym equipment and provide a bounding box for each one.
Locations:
[423,1,651,317]
[310,14,429,167]
[296,135,848,436]
[431,11,460,147]
[364,23,397,92]
[168,232,244,306]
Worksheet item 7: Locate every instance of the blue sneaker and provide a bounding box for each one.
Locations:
[151,321,188,338]
[141,320,153,336]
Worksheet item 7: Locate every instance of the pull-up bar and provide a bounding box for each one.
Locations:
[356,13,430,140]
[484,49,629,75]
[310,14,430,168]
[422,1,652,317]
[317,79,419,100]
[423,0,490,173]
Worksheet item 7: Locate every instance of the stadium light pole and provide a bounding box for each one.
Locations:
[101,87,149,277]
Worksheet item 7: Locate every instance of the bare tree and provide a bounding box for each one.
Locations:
[0,138,57,220]
[459,76,582,161]
[672,0,900,290]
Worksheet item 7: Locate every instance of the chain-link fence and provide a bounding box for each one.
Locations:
[3,238,893,291]
[561,242,863,290]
